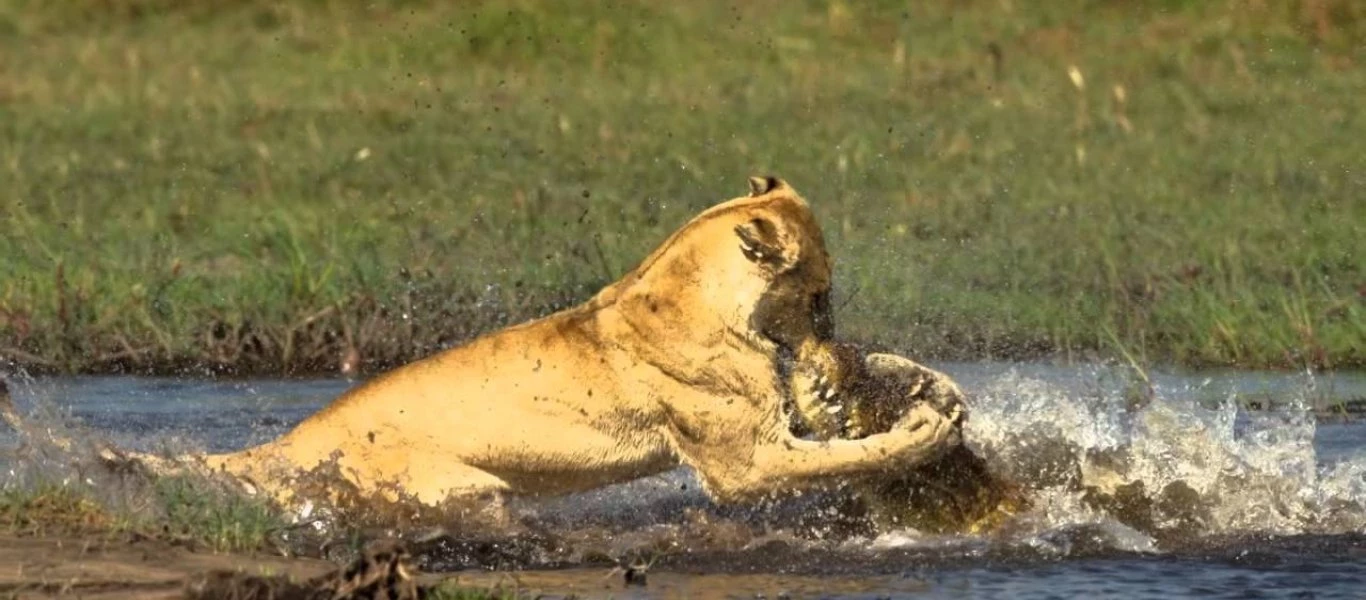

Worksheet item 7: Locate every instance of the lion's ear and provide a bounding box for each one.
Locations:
[747,175,788,197]
[735,217,798,269]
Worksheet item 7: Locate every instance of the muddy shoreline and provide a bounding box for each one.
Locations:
[7,529,1365,599]
[0,533,515,599]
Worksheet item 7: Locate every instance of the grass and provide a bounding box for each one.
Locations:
[423,583,517,600]
[0,484,118,536]
[152,475,288,552]
[0,475,287,553]
[0,0,1362,375]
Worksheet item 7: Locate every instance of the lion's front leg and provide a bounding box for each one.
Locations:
[689,400,962,504]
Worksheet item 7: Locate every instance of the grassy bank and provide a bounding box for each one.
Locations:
[0,0,1362,375]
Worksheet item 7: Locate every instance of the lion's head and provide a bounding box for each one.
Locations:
[607,176,834,358]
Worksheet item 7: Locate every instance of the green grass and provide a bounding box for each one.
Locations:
[423,583,517,600]
[0,475,286,553]
[0,483,120,535]
[152,475,288,552]
[0,0,1362,374]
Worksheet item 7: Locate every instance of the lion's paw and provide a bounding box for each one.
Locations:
[884,402,962,467]
[864,353,966,426]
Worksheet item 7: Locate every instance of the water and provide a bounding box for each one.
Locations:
[3,362,1366,599]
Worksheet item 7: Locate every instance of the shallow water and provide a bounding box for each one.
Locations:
[3,361,1366,599]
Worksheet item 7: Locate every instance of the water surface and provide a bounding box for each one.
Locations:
[3,362,1365,599]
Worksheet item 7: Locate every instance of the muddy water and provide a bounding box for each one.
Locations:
[3,362,1366,599]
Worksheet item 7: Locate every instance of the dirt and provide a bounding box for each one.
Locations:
[0,533,432,599]
[0,530,930,599]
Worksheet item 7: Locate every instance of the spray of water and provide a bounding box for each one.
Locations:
[864,368,1366,552]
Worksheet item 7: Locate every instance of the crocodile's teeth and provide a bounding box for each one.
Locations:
[825,403,844,414]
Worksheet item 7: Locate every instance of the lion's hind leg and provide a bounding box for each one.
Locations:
[396,461,512,507]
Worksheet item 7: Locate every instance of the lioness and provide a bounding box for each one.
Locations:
[788,339,1029,534]
[2,177,962,510]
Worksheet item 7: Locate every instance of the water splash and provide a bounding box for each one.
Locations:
[892,366,1366,551]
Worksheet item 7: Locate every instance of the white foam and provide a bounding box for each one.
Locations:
[958,367,1366,539]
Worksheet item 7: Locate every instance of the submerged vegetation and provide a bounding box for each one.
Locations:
[0,0,1362,374]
